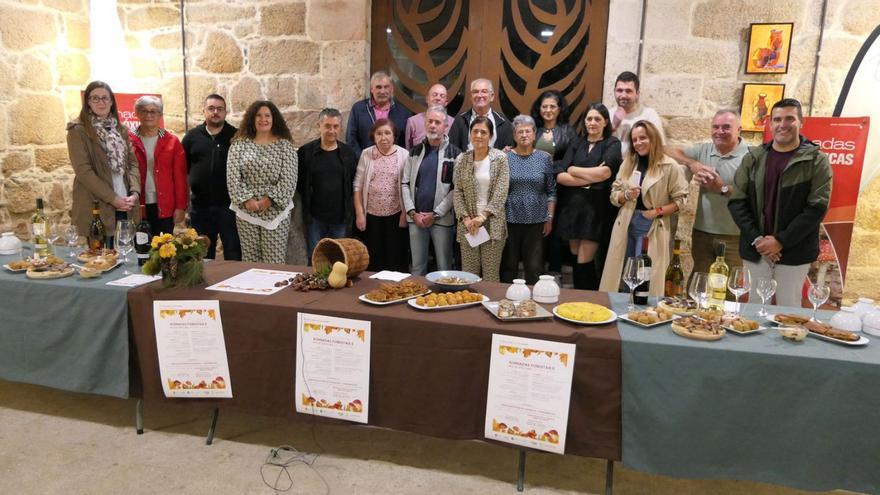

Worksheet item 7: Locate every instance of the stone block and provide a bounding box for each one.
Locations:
[665,117,710,144]
[43,0,84,13]
[702,79,741,109]
[283,110,320,146]
[229,77,263,116]
[644,41,740,76]
[692,0,805,39]
[35,147,72,173]
[149,32,181,50]
[10,95,67,145]
[820,36,865,71]
[16,55,52,91]
[186,4,256,24]
[196,31,243,74]
[296,76,326,110]
[4,171,45,214]
[161,75,218,117]
[640,75,703,117]
[250,39,320,75]
[126,5,180,31]
[306,0,367,41]
[260,3,306,36]
[57,51,90,86]
[2,152,34,176]
[0,60,16,100]
[0,110,8,149]
[233,23,256,39]
[65,18,89,50]
[605,0,643,41]
[643,0,692,41]
[267,77,298,108]
[62,88,85,120]
[841,0,880,35]
[46,177,73,213]
[132,55,162,80]
[126,33,142,51]
[321,41,368,81]
[163,115,186,136]
[0,5,57,50]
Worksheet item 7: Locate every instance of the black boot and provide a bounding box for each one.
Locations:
[583,261,599,290]
[573,262,593,290]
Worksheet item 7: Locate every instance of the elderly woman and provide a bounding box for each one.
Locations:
[453,116,510,282]
[501,115,555,284]
[129,95,188,238]
[353,119,409,272]
[67,81,141,248]
[555,103,623,289]
[599,120,688,296]
[227,100,297,264]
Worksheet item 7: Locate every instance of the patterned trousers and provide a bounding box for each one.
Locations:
[460,239,505,282]
[238,217,290,264]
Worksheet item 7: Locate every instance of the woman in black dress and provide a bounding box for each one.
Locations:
[555,103,622,289]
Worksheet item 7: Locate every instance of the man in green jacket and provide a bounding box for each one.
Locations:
[728,98,832,307]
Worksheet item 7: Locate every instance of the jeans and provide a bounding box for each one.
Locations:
[190,205,241,260]
[625,210,653,258]
[408,223,454,276]
[307,218,348,259]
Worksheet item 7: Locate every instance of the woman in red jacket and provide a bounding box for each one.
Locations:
[130,95,188,237]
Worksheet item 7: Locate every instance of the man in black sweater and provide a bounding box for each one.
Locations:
[181,94,241,260]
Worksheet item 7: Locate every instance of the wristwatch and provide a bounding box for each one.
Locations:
[720,185,730,196]
[407,210,416,220]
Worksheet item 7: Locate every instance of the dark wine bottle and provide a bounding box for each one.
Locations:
[88,200,106,251]
[634,237,651,305]
[136,204,151,266]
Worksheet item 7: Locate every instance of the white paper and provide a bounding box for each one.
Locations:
[153,300,232,398]
[206,268,300,295]
[295,312,371,424]
[106,274,161,287]
[630,170,642,187]
[465,226,491,247]
[369,270,411,282]
[484,334,576,455]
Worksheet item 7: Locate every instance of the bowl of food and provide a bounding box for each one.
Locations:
[425,270,481,291]
[778,326,808,342]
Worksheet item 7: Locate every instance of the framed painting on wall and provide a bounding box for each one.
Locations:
[740,83,785,132]
[746,22,794,74]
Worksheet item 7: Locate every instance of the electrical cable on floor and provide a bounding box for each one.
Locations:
[260,444,330,494]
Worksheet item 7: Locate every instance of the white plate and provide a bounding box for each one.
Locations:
[2,263,27,273]
[617,313,679,328]
[722,324,767,335]
[482,300,553,321]
[358,290,431,306]
[552,306,618,325]
[407,294,489,311]
[765,313,812,326]
[808,331,870,347]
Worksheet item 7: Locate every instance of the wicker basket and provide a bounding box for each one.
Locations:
[311,238,370,277]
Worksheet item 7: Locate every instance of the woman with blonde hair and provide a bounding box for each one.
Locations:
[599,120,688,296]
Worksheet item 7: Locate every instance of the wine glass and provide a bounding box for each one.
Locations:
[115,220,134,275]
[755,278,777,318]
[64,225,80,258]
[808,282,830,322]
[688,272,710,310]
[47,223,62,256]
[727,267,751,315]
[622,257,644,311]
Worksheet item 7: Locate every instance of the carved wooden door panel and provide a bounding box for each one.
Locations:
[371,0,610,126]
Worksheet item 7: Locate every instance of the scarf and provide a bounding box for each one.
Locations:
[92,115,127,174]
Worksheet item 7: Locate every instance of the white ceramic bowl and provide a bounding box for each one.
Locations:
[778,326,807,342]
[0,232,22,256]
[425,270,481,291]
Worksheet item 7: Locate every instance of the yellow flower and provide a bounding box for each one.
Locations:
[151,236,162,249]
[159,242,177,259]
[186,228,198,239]
[161,233,174,243]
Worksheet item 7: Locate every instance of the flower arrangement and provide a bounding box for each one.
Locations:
[142,229,208,288]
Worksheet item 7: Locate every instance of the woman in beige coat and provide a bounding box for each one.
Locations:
[599,120,688,296]
[67,81,141,245]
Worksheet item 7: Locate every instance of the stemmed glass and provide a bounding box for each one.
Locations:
[755,278,777,318]
[47,223,62,256]
[808,282,830,322]
[622,257,644,311]
[688,272,710,310]
[115,220,134,275]
[64,225,80,258]
[727,267,751,315]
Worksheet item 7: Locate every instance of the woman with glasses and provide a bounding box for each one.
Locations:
[130,95,188,237]
[67,81,141,245]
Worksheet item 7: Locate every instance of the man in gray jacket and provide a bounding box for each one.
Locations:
[401,106,461,275]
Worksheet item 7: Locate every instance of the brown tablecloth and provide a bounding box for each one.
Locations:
[128,261,621,460]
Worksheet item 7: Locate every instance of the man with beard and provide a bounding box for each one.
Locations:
[609,71,665,155]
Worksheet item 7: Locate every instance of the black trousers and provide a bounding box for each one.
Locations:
[362,213,409,272]
[190,204,242,261]
[501,222,544,285]
[144,203,175,238]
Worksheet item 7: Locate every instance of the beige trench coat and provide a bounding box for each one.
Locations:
[599,154,688,296]
[67,120,141,236]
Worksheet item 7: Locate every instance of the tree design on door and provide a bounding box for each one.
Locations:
[372,0,609,126]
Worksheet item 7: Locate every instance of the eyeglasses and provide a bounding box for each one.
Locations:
[89,96,111,103]
[206,106,226,113]
[138,109,161,116]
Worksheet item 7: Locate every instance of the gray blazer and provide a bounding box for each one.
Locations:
[400,136,461,227]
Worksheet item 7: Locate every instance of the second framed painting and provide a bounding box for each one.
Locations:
[740,83,785,133]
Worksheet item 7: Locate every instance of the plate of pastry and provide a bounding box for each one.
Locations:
[482,299,553,321]
[617,306,678,328]
[408,290,488,310]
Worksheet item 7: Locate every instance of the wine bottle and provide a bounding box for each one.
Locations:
[88,200,106,251]
[136,205,151,266]
[32,198,49,258]
[664,239,685,297]
[707,242,730,310]
[634,237,651,305]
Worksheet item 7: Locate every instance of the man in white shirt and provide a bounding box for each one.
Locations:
[609,71,665,155]
[448,78,514,152]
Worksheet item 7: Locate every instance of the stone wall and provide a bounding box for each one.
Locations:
[605,0,880,300]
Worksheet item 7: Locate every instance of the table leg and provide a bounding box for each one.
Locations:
[604,459,614,495]
[516,450,526,492]
[206,408,220,445]
[135,399,144,435]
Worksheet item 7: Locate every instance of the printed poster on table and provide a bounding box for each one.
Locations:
[206,268,300,296]
[295,312,371,424]
[484,334,576,455]
[153,300,232,398]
